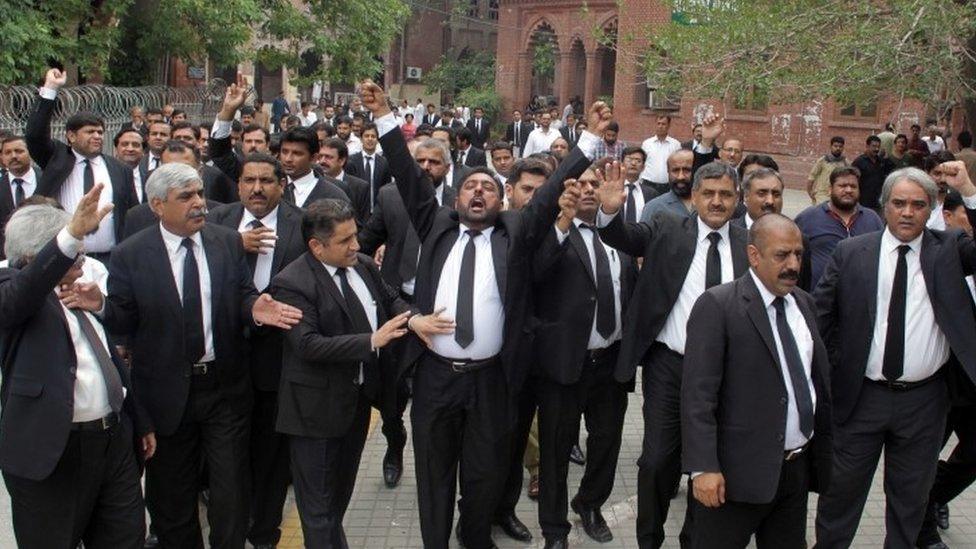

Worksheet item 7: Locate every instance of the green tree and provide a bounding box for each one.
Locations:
[423,49,496,98]
[639,0,976,124]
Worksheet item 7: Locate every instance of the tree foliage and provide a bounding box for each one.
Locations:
[0,0,409,86]
[423,49,497,97]
[640,0,976,112]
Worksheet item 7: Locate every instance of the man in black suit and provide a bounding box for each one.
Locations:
[596,161,750,548]
[559,114,580,148]
[619,147,662,219]
[97,163,302,548]
[734,168,813,291]
[466,107,491,149]
[317,137,371,224]
[437,109,464,131]
[682,214,832,548]
[813,162,976,549]
[504,110,534,158]
[139,121,171,183]
[457,127,488,168]
[278,127,351,209]
[0,189,150,549]
[113,128,146,203]
[430,126,474,189]
[171,122,237,203]
[362,80,610,549]
[25,68,138,262]
[207,153,306,549]
[208,86,273,186]
[0,135,41,259]
[533,165,637,548]
[346,123,392,207]
[422,104,440,127]
[358,137,458,489]
[272,199,411,548]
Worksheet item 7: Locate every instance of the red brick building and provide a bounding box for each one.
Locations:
[494,0,931,188]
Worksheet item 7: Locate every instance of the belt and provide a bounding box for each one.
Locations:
[784,442,809,462]
[191,361,214,376]
[586,341,620,363]
[72,412,120,432]
[428,353,499,373]
[867,374,940,391]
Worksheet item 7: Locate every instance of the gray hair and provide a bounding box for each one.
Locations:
[3,205,72,265]
[414,137,452,167]
[145,162,202,202]
[880,167,939,211]
[742,167,784,193]
[693,161,739,191]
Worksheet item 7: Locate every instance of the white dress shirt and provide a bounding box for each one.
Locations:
[238,205,279,291]
[927,201,946,230]
[624,179,647,222]
[865,229,949,381]
[654,218,734,354]
[55,229,117,422]
[749,269,816,450]
[299,111,317,127]
[521,127,560,157]
[744,213,756,229]
[430,226,504,360]
[131,166,143,203]
[401,183,445,297]
[60,151,116,253]
[640,135,682,183]
[323,262,377,383]
[159,224,215,362]
[555,219,623,349]
[7,168,37,205]
[346,134,363,156]
[289,171,318,208]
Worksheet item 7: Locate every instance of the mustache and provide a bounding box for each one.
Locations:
[779,270,799,281]
[187,206,208,219]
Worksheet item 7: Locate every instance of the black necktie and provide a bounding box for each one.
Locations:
[625,184,637,224]
[772,297,815,439]
[246,219,263,272]
[583,225,616,338]
[12,178,25,207]
[455,229,480,348]
[83,159,94,194]
[458,151,466,166]
[570,129,576,143]
[399,227,422,283]
[284,182,296,204]
[364,156,373,185]
[705,231,722,289]
[336,267,372,333]
[515,123,521,146]
[883,245,910,381]
[181,238,206,364]
[70,309,125,413]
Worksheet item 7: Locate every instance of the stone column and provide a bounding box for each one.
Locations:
[558,51,576,109]
[584,51,601,107]
[517,52,533,112]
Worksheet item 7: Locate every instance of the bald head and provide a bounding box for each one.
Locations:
[749,213,800,251]
[667,149,694,197]
[748,213,804,296]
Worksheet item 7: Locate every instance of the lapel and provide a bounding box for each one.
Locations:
[429,222,457,300]
[271,204,300,275]
[227,203,245,228]
[306,253,352,321]
[354,261,386,324]
[862,233,883,327]
[200,226,225,313]
[676,215,699,275]
[920,230,938,304]
[490,224,508,303]
[0,173,13,213]
[568,225,596,286]
[742,275,784,375]
[729,224,750,275]
[149,226,183,317]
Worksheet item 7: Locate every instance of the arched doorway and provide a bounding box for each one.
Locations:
[568,37,586,107]
[529,23,559,108]
[597,20,617,101]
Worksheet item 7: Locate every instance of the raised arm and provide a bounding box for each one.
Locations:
[942,160,976,274]
[594,159,653,257]
[208,84,250,184]
[25,68,68,170]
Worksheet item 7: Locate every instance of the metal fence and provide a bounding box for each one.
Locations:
[0,79,228,156]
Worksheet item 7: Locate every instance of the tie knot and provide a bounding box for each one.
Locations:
[772,296,786,314]
[897,244,910,257]
[248,219,264,229]
[579,223,595,231]
[336,267,347,277]
[365,156,372,161]
[465,229,482,238]
[707,231,722,245]
[12,178,23,185]
[181,238,194,251]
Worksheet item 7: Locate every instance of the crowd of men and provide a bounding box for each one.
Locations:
[2,67,976,549]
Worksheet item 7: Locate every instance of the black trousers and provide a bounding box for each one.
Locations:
[411,355,511,549]
[146,382,251,549]
[494,373,538,520]
[3,414,144,549]
[289,395,371,549]
[688,453,809,549]
[917,402,976,545]
[537,347,628,540]
[247,389,292,546]
[815,378,948,549]
[636,342,684,549]
[381,375,410,455]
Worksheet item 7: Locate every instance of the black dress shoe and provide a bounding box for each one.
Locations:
[544,537,568,549]
[569,444,586,465]
[456,522,499,549]
[936,502,950,530]
[495,513,532,542]
[572,497,613,543]
[382,450,403,488]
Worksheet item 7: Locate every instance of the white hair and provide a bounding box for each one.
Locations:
[145,162,202,202]
[3,205,72,265]
[880,167,939,211]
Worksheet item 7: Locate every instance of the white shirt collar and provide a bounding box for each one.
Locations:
[745,214,756,229]
[8,168,35,185]
[749,268,796,310]
[241,204,279,230]
[290,170,317,188]
[322,261,347,277]
[696,216,730,244]
[459,223,494,239]
[73,150,102,166]
[333,171,345,181]
[882,226,923,255]
[159,223,202,254]
[651,134,672,144]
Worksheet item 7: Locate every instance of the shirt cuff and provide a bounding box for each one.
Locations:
[963,193,976,209]
[554,224,569,244]
[211,118,232,139]
[596,208,618,228]
[39,87,57,100]
[690,471,703,479]
[374,112,399,138]
[577,130,601,161]
[694,143,714,155]
[56,227,83,258]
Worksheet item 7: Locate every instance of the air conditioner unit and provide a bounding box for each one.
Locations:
[406,66,423,80]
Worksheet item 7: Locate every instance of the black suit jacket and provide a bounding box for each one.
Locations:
[379,123,593,391]
[693,145,720,175]
[814,226,976,423]
[209,132,243,185]
[682,274,832,503]
[137,155,159,196]
[201,164,237,204]
[332,174,372,225]
[0,238,146,480]
[26,97,137,244]
[731,216,813,292]
[559,126,581,147]
[451,164,475,190]
[599,212,750,382]
[271,252,408,438]
[345,152,392,205]
[359,182,457,291]
[103,224,261,436]
[505,121,534,150]
[422,114,440,127]
[208,201,306,391]
[122,200,221,241]
[460,146,487,168]
[287,175,352,210]
[0,167,42,259]
[532,223,637,385]
[466,118,491,148]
